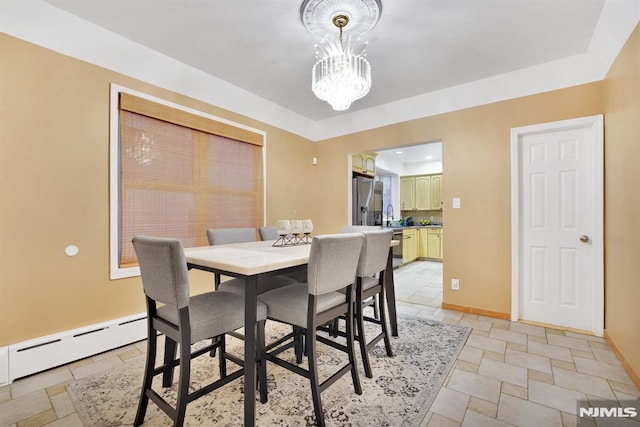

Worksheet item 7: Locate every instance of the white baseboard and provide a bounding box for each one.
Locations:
[0,347,8,386]
[7,312,147,383]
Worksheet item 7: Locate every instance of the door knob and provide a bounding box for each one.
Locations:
[580,235,590,243]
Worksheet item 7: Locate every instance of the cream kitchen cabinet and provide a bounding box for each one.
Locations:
[352,152,377,177]
[426,228,442,260]
[400,174,442,211]
[400,177,415,210]
[402,228,419,264]
[415,176,432,210]
[419,228,429,257]
[430,174,442,210]
[419,227,443,260]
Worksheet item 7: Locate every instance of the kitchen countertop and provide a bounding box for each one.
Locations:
[384,224,443,230]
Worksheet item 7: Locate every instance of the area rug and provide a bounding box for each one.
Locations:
[67,315,470,426]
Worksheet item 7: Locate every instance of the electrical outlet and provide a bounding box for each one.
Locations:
[451,278,460,290]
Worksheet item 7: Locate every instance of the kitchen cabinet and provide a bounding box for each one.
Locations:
[419,227,443,260]
[426,228,442,260]
[400,174,443,211]
[352,152,377,177]
[415,176,431,210]
[402,228,419,264]
[430,174,442,210]
[400,177,415,210]
[419,228,429,257]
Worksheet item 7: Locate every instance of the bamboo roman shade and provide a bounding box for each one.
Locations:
[119,93,263,146]
[118,94,264,268]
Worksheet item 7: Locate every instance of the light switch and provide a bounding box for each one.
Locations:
[453,197,461,209]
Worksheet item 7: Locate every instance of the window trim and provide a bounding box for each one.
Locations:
[109,84,267,279]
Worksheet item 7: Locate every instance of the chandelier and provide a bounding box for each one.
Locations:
[301,0,382,111]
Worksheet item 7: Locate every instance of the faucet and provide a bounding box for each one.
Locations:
[386,204,394,227]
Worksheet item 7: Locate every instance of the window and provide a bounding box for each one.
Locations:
[110,85,265,278]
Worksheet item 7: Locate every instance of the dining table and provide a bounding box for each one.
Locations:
[183,238,399,426]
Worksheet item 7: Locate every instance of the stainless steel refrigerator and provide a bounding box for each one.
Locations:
[352,177,383,226]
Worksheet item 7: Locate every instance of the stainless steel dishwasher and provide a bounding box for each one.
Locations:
[392,230,403,268]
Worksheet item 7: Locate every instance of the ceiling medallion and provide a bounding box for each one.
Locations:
[300,0,382,111]
[300,0,382,37]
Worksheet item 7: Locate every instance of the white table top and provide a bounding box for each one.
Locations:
[184,240,311,276]
[184,238,399,276]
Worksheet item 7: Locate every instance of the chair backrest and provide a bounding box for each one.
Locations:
[307,233,364,296]
[341,225,382,233]
[258,226,280,241]
[207,228,256,245]
[132,235,190,308]
[357,229,393,277]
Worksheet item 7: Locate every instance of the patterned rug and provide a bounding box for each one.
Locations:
[67,315,470,426]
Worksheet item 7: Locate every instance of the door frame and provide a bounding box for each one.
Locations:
[510,115,604,336]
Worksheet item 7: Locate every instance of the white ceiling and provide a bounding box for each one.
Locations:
[376,142,442,165]
[39,0,603,120]
[2,1,638,140]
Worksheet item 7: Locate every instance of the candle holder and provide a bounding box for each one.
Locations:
[291,220,303,244]
[301,219,313,244]
[272,219,313,247]
[273,220,293,247]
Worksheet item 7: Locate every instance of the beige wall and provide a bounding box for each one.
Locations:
[0,34,315,345]
[313,84,603,316]
[603,25,640,380]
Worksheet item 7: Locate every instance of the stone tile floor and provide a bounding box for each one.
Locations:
[1,261,638,426]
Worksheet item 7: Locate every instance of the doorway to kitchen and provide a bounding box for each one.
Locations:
[374,141,444,309]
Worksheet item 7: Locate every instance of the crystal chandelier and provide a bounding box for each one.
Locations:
[312,15,370,111]
[301,0,382,111]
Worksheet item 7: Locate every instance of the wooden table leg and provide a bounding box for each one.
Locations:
[385,249,399,337]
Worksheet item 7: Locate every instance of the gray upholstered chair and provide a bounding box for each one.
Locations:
[259,226,308,283]
[131,235,268,427]
[206,227,257,245]
[258,226,279,240]
[352,229,394,378]
[258,233,364,427]
[206,227,297,295]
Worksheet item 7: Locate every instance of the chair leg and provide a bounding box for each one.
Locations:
[372,295,380,319]
[329,318,339,337]
[134,331,157,426]
[346,305,363,395]
[217,334,227,378]
[378,293,394,357]
[294,326,304,364]
[257,320,268,404]
[210,336,220,357]
[209,274,223,357]
[306,328,325,427]
[356,294,373,378]
[174,339,191,427]
[162,337,177,387]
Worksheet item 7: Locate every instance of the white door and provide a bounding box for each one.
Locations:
[511,116,603,335]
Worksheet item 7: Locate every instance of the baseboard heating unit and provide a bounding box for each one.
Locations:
[1,312,147,386]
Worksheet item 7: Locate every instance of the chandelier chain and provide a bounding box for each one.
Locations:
[332,14,349,48]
